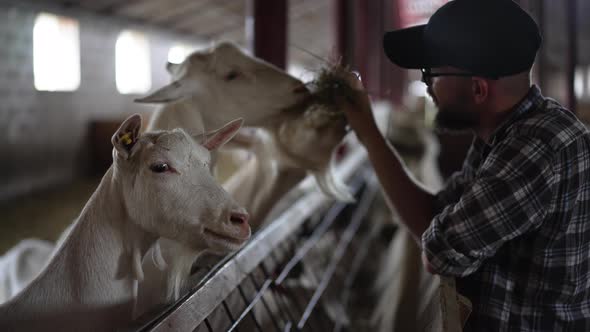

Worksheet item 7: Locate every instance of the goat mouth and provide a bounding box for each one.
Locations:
[203,228,248,245]
[282,95,314,112]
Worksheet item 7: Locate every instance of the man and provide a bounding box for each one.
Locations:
[340,0,590,330]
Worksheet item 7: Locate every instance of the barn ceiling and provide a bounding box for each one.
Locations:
[34,0,334,70]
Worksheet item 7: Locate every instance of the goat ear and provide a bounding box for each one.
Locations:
[201,118,244,151]
[166,62,182,76]
[112,114,142,160]
[165,61,175,74]
[221,127,259,150]
[134,79,192,104]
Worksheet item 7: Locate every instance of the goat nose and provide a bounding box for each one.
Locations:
[230,211,251,238]
[230,212,249,226]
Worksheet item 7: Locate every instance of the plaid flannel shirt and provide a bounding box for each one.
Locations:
[422,86,590,331]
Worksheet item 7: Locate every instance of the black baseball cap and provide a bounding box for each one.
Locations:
[383,0,542,78]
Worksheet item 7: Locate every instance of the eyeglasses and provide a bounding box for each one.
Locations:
[420,68,474,86]
[420,68,499,86]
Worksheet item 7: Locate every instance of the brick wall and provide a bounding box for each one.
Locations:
[0,1,206,201]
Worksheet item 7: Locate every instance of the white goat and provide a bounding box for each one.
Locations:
[134,126,309,319]
[134,131,283,317]
[0,220,76,304]
[0,239,53,303]
[137,41,352,203]
[132,42,355,320]
[0,114,250,331]
[138,41,309,134]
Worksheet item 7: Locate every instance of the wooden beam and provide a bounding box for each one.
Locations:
[145,0,207,25]
[173,1,242,33]
[168,0,237,31]
[95,0,146,14]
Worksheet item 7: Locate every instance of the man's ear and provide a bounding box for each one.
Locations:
[112,114,142,160]
[471,78,489,104]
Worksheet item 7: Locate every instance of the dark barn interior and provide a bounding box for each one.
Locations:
[1,1,589,331]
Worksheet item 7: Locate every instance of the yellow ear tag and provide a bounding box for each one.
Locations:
[121,132,133,146]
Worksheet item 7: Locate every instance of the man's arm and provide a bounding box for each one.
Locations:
[339,76,437,239]
[361,129,437,238]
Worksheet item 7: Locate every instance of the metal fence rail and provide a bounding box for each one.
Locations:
[133,145,379,332]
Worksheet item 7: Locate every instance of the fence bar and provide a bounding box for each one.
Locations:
[274,202,348,285]
[297,180,377,330]
[333,204,381,332]
[221,300,238,331]
[258,265,300,328]
[248,273,284,331]
[227,281,273,332]
[237,284,264,332]
[203,318,213,332]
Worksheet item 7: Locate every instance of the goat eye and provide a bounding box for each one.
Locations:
[225,70,240,81]
[150,163,170,173]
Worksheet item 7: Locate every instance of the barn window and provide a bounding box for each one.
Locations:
[575,66,590,100]
[167,42,210,64]
[167,44,193,64]
[33,13,81,92]
[115,30,151,94]
[288,63,314,83]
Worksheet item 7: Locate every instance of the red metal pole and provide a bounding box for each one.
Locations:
[535,0,546,88]
[333,0,349,65]
[353,0,368,83]
[566,0,577,112]
[366,0,383,98]
[382,0,405,105]
[246,0,288,69]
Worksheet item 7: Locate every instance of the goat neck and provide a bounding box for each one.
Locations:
[0,167,156,332]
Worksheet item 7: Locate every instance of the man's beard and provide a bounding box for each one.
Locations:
[434,106,478,133]
[428,88,478,133]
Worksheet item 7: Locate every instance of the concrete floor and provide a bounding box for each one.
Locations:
[0,177,100,254]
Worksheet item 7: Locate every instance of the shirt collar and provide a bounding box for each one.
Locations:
[480,85,544,148]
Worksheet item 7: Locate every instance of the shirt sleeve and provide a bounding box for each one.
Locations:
[434,170,471,214]
[433,139,480,214]
[422,136,555,277]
